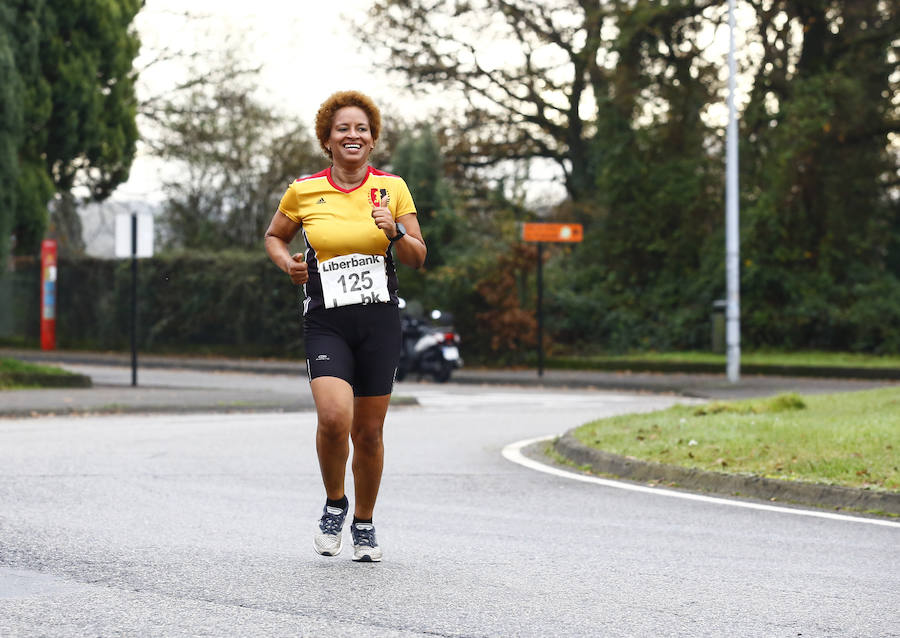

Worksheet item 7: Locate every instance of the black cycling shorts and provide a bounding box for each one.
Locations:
[303,303,401,397]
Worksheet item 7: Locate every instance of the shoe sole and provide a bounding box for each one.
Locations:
[352,550,382,562]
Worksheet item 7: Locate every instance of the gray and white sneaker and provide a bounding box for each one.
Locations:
[350,521,382,562]
[314,503,348,556]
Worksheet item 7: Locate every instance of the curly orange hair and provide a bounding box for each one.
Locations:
[315,91,381,157]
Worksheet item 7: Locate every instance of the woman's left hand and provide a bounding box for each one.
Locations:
[372,200,396,239]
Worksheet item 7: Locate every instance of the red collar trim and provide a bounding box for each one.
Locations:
[326,166,372,193]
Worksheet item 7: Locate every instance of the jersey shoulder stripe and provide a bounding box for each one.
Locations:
[368,167,404,179]
[294,169,330,183]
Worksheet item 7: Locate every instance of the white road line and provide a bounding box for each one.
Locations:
[502,435,900,529]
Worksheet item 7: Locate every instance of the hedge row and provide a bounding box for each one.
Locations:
[5,250,899,359]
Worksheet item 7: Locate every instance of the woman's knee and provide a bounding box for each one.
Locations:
[350,421,384,450]
[317,404,352,443]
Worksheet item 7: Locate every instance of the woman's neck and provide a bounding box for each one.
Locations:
[330,164,369,190]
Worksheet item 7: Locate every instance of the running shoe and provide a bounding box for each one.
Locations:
[350,521,382,562]
[314,502,348,556]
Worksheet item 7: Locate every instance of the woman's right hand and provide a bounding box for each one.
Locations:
[265,211,307,284]
[286,252,308,285]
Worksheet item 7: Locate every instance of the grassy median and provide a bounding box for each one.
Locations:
[573,387,900,491]
[543,350,900,374]
[0,358,91,389]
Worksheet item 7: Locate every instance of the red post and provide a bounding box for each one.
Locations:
[40,239,57,350]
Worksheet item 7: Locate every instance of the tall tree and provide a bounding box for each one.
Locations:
[366,0,718,203]
[0,0,22,267]
[367,0,609,201]
[740,0,899,348]
[588,1,724,289]
[0,0,141,262]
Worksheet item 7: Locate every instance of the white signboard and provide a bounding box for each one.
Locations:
[115,212,154,258]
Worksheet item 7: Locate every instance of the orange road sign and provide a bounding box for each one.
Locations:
[521,222,583,243]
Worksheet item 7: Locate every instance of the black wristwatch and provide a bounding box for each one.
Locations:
[389,222,406,244]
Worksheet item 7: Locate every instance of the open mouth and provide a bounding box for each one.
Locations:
[344,143,362,150]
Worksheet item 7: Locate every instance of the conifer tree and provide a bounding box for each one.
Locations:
[0,0,142,263]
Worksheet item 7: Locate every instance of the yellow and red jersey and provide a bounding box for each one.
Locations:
[278,166,417,313]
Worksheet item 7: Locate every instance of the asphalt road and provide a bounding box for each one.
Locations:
[1,370,899,636]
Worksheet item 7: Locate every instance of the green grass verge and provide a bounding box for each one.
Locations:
[0,358,92,389]
[573,387,900,492]
[627,350,900,367]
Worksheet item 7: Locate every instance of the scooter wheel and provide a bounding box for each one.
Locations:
[432,361,452,383]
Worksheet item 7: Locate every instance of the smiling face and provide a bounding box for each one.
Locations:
[326,106,375,169]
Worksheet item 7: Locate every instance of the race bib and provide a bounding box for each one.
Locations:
[319,253,390,309]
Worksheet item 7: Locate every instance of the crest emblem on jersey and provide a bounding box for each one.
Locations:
[370,188,388,207]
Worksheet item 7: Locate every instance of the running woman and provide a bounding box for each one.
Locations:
[264,91,426,562]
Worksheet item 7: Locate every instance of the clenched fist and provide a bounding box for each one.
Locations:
[286,252,308,285]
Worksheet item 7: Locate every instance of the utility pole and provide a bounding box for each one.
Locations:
[726,0,741,383]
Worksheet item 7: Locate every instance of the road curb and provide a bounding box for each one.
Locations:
[554,431,900,516]
[0,394,418,419]
[0,349,305,376]
[0,403,302,418]
[449,372,695,394]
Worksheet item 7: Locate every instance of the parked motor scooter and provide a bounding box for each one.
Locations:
[396,301,462,383]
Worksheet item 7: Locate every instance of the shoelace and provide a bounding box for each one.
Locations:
[319,509,345,535]
[352,524,377,547]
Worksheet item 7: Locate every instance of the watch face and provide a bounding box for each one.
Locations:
[396,222,406,235]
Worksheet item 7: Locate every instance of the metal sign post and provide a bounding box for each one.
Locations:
[521,223,584,377]
[130,215,138,387]
[536,241,544,375]
[115,211,154,387]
